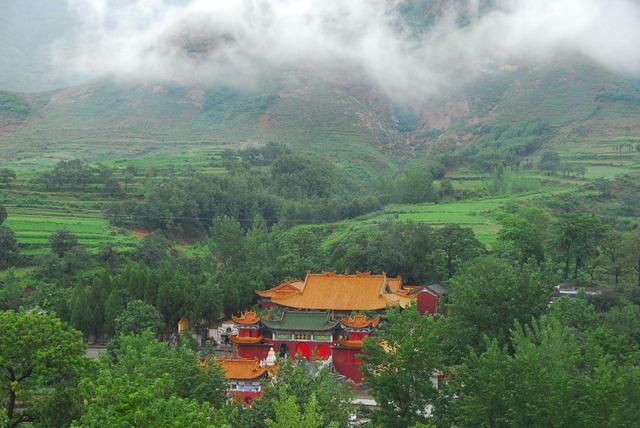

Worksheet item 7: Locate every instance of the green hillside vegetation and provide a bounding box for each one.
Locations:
[0,78,404,181]
[0,91,31,116]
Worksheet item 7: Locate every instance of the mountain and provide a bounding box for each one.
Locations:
[1,0,640,174]
[3,56,639,173]
[0,76,410,176]
[411,58,640,152]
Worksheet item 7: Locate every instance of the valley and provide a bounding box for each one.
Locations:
[3,0,640,426]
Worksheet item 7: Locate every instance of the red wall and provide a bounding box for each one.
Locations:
[238,327,259,337]
[417,290,438,315]
[270,340,332,360]
[332,347,364,383]
[229,390,262,407]
[347,331,367,340]
[237,345,270,360]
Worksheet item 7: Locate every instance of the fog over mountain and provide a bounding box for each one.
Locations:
[3,0,640,101]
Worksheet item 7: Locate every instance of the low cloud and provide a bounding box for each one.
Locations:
[51,0,640,103]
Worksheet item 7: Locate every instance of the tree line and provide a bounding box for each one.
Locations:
[363,261,640,427]
[104,150,454,239]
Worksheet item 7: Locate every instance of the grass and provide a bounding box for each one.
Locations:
[5,210,139,256]
[333,190,567,247]
[2,177,140,257]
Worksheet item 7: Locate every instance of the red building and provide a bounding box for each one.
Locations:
[228,272,440,384]
[333,314,380,383]
[262,311,338,360]
[217,355,275,407]
[230,311,270,360]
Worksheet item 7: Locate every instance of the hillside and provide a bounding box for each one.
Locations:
[2,57,640,176]
[412,58,640,151]
[0,76,409,177]
[1,0,640,174]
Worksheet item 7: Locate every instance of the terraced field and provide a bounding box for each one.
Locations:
[549,136,640,178]
[4,209,138,256]
[4,206,139,256]
[1,184,140,257]
[333,190,566,246]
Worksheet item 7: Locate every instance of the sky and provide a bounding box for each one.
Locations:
[3,0,640,99]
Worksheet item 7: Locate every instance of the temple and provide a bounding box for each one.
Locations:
[215,348,277,407]
[256,272,425,313]
[229,272,441,383]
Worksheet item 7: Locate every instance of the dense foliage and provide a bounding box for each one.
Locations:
[441,120,550,171]
[0,310,88,428]
[4,139,640,427]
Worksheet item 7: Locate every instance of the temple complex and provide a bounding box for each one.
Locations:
[227,272,441,384]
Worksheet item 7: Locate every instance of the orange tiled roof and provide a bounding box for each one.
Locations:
[217,358,267,380]
[341,314,381,329]
[232,311,261,325]
[256,279,304,298]
[387,277,403,293]
[260,272,417,311]
[229,335,263,345]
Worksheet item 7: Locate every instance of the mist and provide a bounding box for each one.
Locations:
[50,0,640,103]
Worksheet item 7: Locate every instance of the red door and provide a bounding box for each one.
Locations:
[296,342,311,359]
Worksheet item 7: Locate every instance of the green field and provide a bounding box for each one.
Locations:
[4,208,139,256]
[2,121,640,258]
[330,189,566,247]
[1,180,140,256]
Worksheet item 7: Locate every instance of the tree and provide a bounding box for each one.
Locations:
[594,177,613,198]
[266,391,330,428]
[555,214,607,282]
[362,306,443,427]
[70,284,97,337]
[72,393,228,428]
[0,169,16,187]
[243,358,352,428]
[34,253,64,282]
[104,288,128,336]
[86,333,226,409]
[0,310,88,428]
[444,256,554,359]
[0,227,19,268]
[103,178,121,196]
[98,243,120,271]
[114,299,163,336]
[272,153,337,199]
[435,225,484,278]
[548,297,597,332]
[192,281,224,330]
[393,162,435,203]
[0,205,7,225]
[439,179,455,199]
[538,150,561,175]
[62,245,91,275]
[575,165,587,178]
[49,229,78,257]
[624,228,640,287]
[600,230,627,285]
[0,270,24,310]
[326,222,443,284]
[447,316,640,427]
[497,214,546,263]
[136,232,170,266]
[448,318,584,427]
